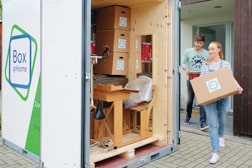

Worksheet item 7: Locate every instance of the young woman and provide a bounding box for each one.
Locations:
[200,41,243,164]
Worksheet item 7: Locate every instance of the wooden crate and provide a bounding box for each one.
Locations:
[96,5,131,31]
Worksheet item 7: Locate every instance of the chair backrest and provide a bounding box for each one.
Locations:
[142,84,157,130]
[146,84,157,108]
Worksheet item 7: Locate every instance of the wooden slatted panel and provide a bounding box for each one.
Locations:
[181,0,210,5]
[247,0,252,136]
[233,0,252,136]
[92,0,164,9]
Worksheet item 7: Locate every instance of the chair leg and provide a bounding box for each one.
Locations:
[140,110,148,137]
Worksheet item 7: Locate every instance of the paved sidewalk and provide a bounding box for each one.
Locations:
[1,110,252,168]
[142,110,252,167]
[1,127,252,168]
[0,136,39,168]
[142,127,252,168]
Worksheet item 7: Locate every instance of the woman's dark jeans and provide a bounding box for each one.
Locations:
[186,80,207,123]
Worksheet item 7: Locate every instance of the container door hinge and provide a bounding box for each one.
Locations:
[178,1,181,10]
[85,72,91,80]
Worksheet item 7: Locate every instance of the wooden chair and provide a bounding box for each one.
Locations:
[123,85,158,141]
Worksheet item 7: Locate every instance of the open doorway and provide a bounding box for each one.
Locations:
[180,23,234,134]
[193,23,234,112]
[193,24,226,56]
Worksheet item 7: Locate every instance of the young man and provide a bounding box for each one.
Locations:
[181,34,210,131]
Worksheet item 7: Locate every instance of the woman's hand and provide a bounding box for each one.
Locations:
[237,85,243,94]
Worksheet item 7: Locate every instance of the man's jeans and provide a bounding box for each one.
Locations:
[186,80,207,123]
[204,97,228,152]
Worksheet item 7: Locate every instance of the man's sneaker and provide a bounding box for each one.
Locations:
[219,137,225,147]
[184,118,190,124]
[200,122,209,131]
[209,153,220,164]
[184,117,190,125]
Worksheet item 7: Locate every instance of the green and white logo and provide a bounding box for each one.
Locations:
[4,24,41,156]
[206,78,221,93]
[5,24,38,101]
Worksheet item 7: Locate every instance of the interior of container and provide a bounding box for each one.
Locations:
[90,0,175,167]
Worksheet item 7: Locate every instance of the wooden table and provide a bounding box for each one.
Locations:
[93,84,138,148]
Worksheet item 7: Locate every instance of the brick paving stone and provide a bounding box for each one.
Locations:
[0,137,39,168]
[1,124,252,168]
[142,128,252,168]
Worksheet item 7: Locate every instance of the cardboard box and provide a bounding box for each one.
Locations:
[96,5,131,31]
[95,29,130,53]
[190,67,239,105]
[93,52,129,75]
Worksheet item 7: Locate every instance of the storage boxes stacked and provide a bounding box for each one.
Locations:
[94,5,131,75]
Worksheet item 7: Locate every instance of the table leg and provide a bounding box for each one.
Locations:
[113,100,123,147]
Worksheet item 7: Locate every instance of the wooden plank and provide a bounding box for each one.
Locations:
[93,74,128,86]
[119,149,135,160]
[235,0,248,135]
[92,0,165,9]
[248,0,252,135]
[94,84,123,92]
[94,83,138,93]
[233,0,241,135]
[239,0,248,135]
[94,89,131,102]
[90,134,162,163]
[113,100,123,147]
[233,0,252,136]
[181,0,210,5]
[128,1,171,145]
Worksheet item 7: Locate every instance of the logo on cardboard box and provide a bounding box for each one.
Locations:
[118,39,126,49]
[116,60,125,70]
[206,78,221,92]
[119,17,127,27]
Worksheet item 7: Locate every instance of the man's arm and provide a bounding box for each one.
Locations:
[182,66,190,75]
